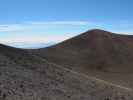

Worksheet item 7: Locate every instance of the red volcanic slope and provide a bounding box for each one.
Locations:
[33,29,133,88]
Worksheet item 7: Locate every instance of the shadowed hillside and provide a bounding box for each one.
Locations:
[33,29,133,89]
[0,43,132,99]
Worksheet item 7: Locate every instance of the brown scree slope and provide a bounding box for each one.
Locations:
[0,43,132,99]
[33,29,133,89]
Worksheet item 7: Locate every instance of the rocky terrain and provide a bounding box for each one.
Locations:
[32,29,133,90]
[0,29,133,99]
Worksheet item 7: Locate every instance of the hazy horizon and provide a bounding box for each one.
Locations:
[0,0,133,48]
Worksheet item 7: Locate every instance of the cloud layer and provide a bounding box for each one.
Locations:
[0,21,90,46]
[0,21,90,32]
[0,20,133,48]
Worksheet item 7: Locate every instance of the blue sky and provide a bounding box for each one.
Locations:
[0,0,133,47]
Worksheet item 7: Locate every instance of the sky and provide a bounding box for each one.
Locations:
[0,0,133,48]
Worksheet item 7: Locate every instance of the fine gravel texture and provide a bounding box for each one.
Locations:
[0,29,133,100]
[0,48,133,100]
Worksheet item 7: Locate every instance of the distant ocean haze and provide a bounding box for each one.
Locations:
[4,42,56,49]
